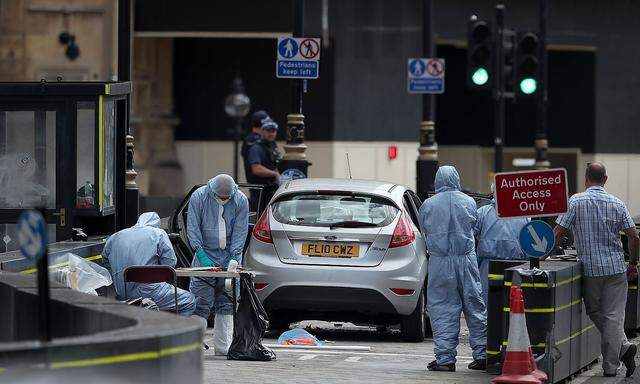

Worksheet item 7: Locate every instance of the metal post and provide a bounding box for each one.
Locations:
[535,0,550,169]
[233,118,241,181]
[279,0,310,176]
[293,0,304,115]
[37,245,51,342]
[37,207,51,342]
[416,0,439,200]
[493,5,505,173]
[422,0,434,123]
[118,0,138,227]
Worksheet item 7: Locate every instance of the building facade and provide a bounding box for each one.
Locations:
[2,0,640,215]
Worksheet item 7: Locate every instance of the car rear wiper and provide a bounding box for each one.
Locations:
[329,221,378,229]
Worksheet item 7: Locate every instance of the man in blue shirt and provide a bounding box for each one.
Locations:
[554,162,639,377]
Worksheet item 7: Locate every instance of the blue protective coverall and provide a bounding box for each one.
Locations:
[475,202,529,303]
[103,212,196,316]
[187,176,249,319]
[418,166,487,365]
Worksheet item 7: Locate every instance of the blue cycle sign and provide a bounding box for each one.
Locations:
[519,220,554,258]
[17,210,47,260]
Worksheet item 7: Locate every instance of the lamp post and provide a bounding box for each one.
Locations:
[224,76,251,181]
[279,0,310,177]
[416,0,439,200]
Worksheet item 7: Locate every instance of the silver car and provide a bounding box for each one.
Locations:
[244,178,430,341]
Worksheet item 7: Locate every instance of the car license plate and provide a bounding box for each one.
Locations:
[301,242,360,258]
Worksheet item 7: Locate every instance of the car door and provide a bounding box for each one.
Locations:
[403,191,427,259]
[168,183,266,268]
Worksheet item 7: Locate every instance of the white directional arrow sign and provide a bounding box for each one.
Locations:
[527,225,548,253]
[519,220,554,258]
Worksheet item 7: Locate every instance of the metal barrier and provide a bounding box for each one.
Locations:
[0,240,107,273]
[626,274,640,330]
[487,260,600,383]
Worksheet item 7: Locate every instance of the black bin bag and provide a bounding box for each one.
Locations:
[227,273,276,361]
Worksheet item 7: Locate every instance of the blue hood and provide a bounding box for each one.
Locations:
[135,212,160,228]
[434,166,462,193]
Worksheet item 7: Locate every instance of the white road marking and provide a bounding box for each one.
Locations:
[345,356,362,362]
[272,349,474,360]
[299,354,318,360]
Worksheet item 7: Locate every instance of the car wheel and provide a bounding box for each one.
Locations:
[400,289,426,342]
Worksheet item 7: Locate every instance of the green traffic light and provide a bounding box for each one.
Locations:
[520,78,537,94]
[472,68,489,85]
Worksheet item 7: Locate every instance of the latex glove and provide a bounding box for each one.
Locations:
[196,249,214,267]
[225,259,239,291]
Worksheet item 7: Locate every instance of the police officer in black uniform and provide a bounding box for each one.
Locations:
[247,115,282,205]
[242,110,268,181]
[247,116,281,184]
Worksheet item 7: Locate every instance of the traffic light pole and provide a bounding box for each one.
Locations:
[493,5,506,173]
[535,0,550,169]
[279,0,310,177]
[416,0,439,200]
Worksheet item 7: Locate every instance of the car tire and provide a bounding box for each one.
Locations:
[401,289,427,342]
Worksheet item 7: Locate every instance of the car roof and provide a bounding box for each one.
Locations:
[275,178,408,202]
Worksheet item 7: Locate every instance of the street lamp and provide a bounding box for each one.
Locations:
[224,76,251,181]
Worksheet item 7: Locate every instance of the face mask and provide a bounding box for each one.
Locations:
[215,197,230,205]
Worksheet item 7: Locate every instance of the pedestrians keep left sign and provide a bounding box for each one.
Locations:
[17,210,47,260]
[519,220,554,258]
[276,37,321,79]
[408,58,445,94]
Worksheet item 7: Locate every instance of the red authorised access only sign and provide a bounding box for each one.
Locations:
[494,168,569,218]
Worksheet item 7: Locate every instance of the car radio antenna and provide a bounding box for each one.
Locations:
[346,152,353,179]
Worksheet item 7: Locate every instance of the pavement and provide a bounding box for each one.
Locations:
[203,321,640,384]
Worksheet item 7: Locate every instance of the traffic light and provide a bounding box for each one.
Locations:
[502,29,516,97]
[516,32,540,95]
[467,18,492,89]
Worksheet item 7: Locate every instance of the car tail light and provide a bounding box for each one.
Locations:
[253,209,273,243]
[390,288,415,296]
[254,282,269,290]
[389,213,415,248]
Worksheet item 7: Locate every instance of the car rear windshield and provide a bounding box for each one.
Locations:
[271,192,399,227]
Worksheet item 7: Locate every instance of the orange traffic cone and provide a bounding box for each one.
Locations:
[493,286,547,384]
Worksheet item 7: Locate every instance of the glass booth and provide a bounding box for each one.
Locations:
[0,82,131,252]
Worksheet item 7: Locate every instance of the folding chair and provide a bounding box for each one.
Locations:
[123,265,179,313]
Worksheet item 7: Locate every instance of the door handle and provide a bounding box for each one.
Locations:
[52,208,66,227]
